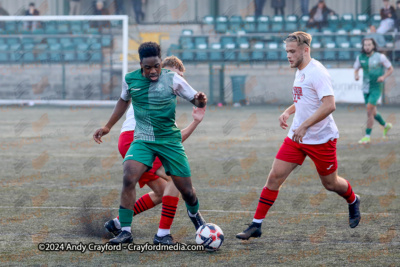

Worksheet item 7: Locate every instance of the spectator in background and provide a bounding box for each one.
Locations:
[69,0,81,15]
[93,1,110,29]
[366,25,386,49]
[254,0,267,17]
[94,0,110,15]
[300,0,309,16]
[377,0,396,33]
[24,2,40,31]
[271,0,285,16]
[395,0,400,30]
[0,2,9,16]
[132,0,145,24]
[307,0,335,30]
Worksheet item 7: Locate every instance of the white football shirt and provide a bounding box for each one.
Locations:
[287,59,339,144]
[120,80,136,133]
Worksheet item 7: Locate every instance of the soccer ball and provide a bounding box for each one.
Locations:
[195,223,224,251]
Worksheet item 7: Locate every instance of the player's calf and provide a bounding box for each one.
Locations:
[236,187,278,240]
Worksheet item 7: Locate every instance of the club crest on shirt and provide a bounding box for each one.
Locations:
[300,74,305,82]
[293,86,303,103]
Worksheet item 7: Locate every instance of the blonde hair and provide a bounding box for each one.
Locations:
[162,56,186,73]
[284,31,312,47]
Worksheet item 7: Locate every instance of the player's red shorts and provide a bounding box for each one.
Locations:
[118,130,163,188]
[276,137,338,176]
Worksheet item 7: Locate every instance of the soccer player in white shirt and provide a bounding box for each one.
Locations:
[237,31,361,240]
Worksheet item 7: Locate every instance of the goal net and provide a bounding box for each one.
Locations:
[0,15,128,106]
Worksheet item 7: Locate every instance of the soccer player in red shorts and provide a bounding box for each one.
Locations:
[95,56,206,244]
[236,31,361,240]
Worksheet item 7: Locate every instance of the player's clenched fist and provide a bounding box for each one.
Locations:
[93,126,110,144]
[193,92,207,108]
[279,111,290,129]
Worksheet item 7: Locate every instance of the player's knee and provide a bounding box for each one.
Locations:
[367,106,375,115]
[152,188,164,200]
[180,187,195,202]
[122,169,139,188]
[122,175,136,189]
[268,169,285,182]
[322,181,336,191]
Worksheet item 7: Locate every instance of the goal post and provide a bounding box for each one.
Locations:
[0,15,129,106]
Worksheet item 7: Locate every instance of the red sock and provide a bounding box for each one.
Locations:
[133,193,156,216]
[254,187,279,220]
[115,194,155,220]
[340,180,356,204]
[159,196,179,229]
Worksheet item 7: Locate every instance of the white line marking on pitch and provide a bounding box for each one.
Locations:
[0,206,395,216]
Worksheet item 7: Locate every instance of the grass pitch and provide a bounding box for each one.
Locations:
[0,104,399,266]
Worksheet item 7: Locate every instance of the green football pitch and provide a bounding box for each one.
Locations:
[0,104,398,266]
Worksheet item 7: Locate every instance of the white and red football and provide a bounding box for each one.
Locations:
[195,223,224,251]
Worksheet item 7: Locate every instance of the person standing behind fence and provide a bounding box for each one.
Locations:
[114,0,124,15]
[301,0,309,16]
[93,1,110,30]
[24,2,40,31]
[395,0,400,30]
[132,0,145,24]
[271,0,285,16]
[377,0,397,33]
[254,0,267,17]
[69,0,81,15]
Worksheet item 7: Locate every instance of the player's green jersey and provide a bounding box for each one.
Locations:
[121,68,197,143]
[354,52,391,93]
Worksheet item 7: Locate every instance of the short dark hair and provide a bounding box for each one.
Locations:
[29,2,35,6]
[138,42,161,62]
[362,38,378,54]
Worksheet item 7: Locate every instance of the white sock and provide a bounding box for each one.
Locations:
[365,134,370,138]
[349,198,357,205]
[121,226,131,233]
[252,218,263,224]
[188,211,197,217]
[157,228,170,237]
[113,218,121,229]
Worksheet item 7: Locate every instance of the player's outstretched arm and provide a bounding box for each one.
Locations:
[292,96,335,143]
[181,106,206,143]
[93,98,130,144]
[190,92,207,108]
[279,104,295,129]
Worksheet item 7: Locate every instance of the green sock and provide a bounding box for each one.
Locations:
[119,207,134,227]
[186,199,199,215]
[374,113,386,126]
[366,128,372,136]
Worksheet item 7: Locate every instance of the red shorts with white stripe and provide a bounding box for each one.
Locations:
[118,130,163,188]
[276,137,338,176]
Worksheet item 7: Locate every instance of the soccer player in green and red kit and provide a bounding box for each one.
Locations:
[354,38,393,144]
[94,42,207,244]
